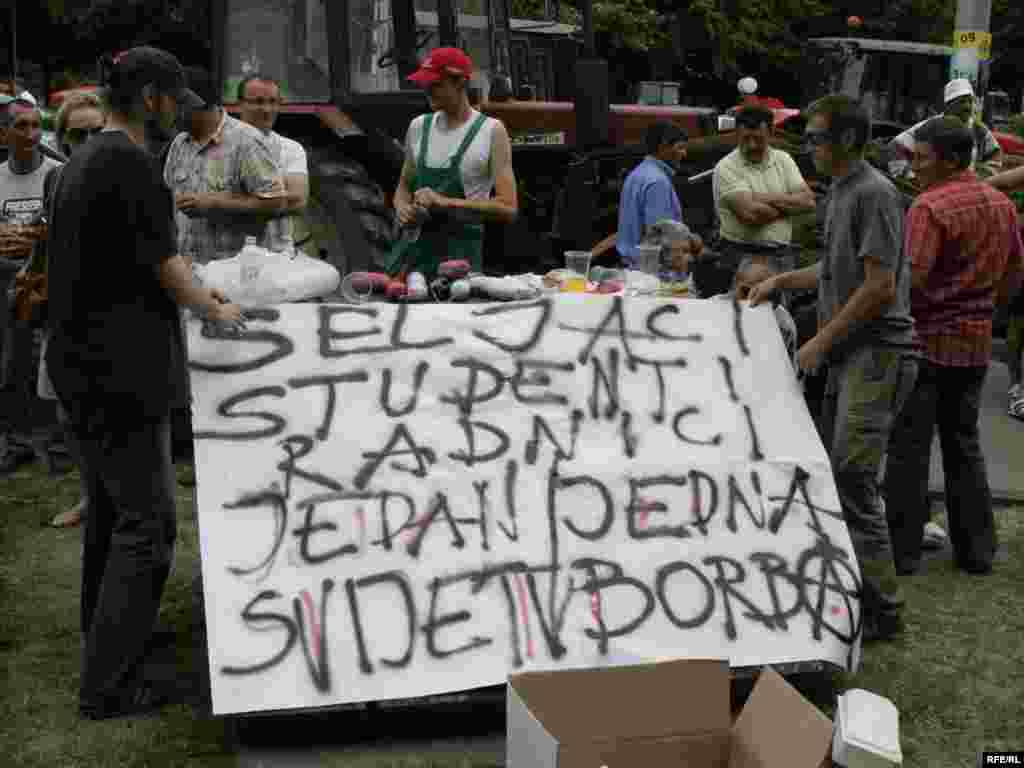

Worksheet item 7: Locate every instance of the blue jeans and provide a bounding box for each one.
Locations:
[884,362,996,574]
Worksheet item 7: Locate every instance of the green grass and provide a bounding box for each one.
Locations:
[1,463,1022,767]
[832,504,1024,766]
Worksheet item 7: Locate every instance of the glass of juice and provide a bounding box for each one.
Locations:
[562,250,592,293]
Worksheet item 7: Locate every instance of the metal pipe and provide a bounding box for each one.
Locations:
[11,2,17,85]
[950,0,993,94]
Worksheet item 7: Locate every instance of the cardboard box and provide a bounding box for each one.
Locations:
[507,660,834,768]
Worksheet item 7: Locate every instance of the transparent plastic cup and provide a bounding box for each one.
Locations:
[562,250,592,293]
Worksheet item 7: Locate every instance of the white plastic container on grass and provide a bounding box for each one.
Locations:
[832,688,903,767]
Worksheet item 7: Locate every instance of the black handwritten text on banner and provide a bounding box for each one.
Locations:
[187,297,861,716]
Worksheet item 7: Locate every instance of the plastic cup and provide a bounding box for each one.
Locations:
[562,250,592,293]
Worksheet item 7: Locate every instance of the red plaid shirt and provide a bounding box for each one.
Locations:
[906,170,1023,367]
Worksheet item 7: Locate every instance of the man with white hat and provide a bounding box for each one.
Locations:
[888,78,1002,179]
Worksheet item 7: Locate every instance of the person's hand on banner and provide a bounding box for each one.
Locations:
[797,335,828,375]
[747,275,779,307]
[203,288,245,334]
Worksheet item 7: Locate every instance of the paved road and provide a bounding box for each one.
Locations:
[929,354,1024,504]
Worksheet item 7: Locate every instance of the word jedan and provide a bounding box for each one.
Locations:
[188,299,861,715]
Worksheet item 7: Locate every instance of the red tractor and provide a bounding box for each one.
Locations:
[194,0,720,277]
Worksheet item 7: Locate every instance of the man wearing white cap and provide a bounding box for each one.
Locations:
[888,78,1002,179]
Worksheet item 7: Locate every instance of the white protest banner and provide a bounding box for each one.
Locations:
[187,297,862,716]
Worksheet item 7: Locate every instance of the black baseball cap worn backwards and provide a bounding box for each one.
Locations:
[106,46,205,111]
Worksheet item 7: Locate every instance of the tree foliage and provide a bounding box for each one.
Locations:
[686,0,829,76]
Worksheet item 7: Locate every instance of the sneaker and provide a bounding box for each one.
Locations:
[1009,383,1024,421]
[922,521,948,551]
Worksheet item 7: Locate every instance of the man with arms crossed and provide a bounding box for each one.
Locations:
[709,104,815,296]
[750,95,918,642]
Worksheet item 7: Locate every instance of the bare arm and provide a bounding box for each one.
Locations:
[157,255,243,324]
[418,121,519,224]
[987,165,1024,193]
[723,192,783,226]
[198,191,288,215]
[393,151,419,226]
[747,262,820,306]
[755,184,816,214]
[282,173,309,213]
[776,262,822,293]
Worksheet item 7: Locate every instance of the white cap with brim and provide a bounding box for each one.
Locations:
[944,78,974,104]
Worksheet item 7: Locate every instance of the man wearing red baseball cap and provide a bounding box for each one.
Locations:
[385,47,518,291]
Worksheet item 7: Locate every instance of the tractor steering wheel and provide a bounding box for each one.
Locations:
[376,30,435,70]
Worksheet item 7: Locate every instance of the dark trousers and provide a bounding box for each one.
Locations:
[884,362,996,574]
[77,414,177,707]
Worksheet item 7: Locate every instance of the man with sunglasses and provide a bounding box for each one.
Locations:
[750,95,917,643]
[237,74,308,251]
[36,90,107,527]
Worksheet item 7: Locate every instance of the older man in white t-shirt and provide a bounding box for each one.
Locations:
[237,75,309,250]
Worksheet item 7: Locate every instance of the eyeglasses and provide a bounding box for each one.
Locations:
[241,98,282,108]
[65,126,103,144]
[803,130,830,148]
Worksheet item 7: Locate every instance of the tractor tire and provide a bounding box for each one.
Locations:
[302,149,395,275]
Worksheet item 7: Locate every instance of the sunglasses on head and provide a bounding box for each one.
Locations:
[65,126,103,143]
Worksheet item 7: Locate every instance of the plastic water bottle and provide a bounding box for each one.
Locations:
[239,236,263,284]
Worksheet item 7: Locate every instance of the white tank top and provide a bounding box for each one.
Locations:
[404,109,498,201]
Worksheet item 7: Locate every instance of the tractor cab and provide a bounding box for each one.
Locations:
[218,0,513,140]
[215,0,520,273]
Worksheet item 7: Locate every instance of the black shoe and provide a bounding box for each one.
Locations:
[0,442,35,474]
[862,611,904,643]
[79,681,178,721]
[895,559,920,576]
[958,561,993,576]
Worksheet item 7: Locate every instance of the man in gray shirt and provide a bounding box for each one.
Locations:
[750,95,918,643]
[0,96,62,473]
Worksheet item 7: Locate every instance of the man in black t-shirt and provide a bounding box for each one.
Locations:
[46,46,244,721]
